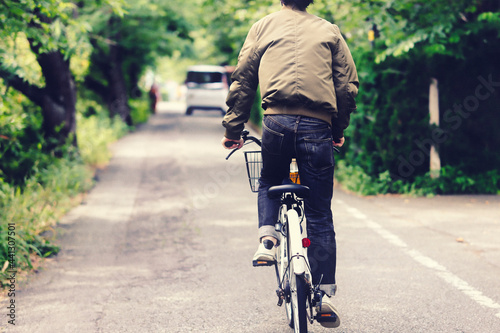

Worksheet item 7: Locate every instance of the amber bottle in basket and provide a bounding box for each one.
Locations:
[290,158,300,184]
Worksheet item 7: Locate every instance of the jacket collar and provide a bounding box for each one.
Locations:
[281,5,307,12]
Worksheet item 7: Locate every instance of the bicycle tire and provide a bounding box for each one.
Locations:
[278,231,308,332]
[276,226,292,326]
[290,272,308,333]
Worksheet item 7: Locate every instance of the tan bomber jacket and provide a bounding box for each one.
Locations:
[222,6,359,141]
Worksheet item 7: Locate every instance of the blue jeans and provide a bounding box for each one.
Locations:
[258,115,337,288]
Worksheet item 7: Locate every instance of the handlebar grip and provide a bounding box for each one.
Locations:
[225,140,238,148]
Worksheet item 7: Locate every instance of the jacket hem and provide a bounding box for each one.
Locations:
[264,106,333,125]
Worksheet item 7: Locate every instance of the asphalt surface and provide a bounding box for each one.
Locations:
[2,102,499,333]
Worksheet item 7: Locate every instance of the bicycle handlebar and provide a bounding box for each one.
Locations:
[225,129,339,159]
[241,130,262,146]
[225,130,261,160]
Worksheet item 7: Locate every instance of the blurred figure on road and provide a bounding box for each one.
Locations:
[149,82,161,114]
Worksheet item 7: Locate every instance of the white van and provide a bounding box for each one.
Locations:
[185,65,233,116]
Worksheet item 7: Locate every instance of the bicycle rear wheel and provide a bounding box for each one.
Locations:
[278,234,308,332]
[277,229,293,326]
[290,271,308,332]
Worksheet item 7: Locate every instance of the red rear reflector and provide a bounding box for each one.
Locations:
[302,238,311,248]
[321,313,332,317]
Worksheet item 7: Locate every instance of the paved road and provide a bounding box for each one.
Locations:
[2,102,500,332]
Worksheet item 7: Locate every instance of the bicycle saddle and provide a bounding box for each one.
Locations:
[267,183,310,199]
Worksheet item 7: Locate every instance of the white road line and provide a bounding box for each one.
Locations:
[338,199,500,319]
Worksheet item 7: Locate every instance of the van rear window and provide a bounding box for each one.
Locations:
[186,71,223,84]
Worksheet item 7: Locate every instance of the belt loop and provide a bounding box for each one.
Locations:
[294,116,301,132]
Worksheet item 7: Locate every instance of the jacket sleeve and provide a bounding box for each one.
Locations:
[222,25,260,140]
[330,25,359,140]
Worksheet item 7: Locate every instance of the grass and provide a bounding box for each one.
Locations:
[77,113,128,167]
[0,112,130,286]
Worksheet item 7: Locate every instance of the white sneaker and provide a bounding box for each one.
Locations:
[316,294,340,328]
[252,239,276,263]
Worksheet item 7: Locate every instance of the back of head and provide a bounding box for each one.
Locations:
[281,0,314,11]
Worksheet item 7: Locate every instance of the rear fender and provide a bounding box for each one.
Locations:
[287,209,306,275]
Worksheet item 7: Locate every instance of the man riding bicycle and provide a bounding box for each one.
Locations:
[221,0,358,328]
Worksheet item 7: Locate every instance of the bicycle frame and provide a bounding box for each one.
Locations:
[279,199,308,277]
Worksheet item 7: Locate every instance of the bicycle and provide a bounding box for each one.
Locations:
[225,130,339,332]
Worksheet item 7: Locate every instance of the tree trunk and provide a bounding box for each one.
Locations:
[37,51,77,147]
[0,9,79,149]
[0,49,77,149]
[85,16,132,126]
[128,62,143,99]
[106,40,132,126]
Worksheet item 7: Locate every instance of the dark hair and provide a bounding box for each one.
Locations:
[281,0,314,11]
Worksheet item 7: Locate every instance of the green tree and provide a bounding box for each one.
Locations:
[0,0,87,147]
[201,0,278,64]
[82,0,193,124]
[0,0,126,185]
[317,0,500,186]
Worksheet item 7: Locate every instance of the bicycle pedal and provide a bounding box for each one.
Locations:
[315,312,338,323]
[252,260,275,267]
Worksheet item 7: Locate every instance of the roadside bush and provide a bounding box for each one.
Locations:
[0,91,52,186]
[335,162,500,196]
[76,97,128,167]
[0,155,94,280]
[1,93,129,285]
[77,116,128,169]
[130,97,151,125]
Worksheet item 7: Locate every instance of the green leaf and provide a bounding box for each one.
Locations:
[478,12,500,24]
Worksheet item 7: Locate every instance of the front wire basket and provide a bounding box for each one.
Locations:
[244,151,262,193]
